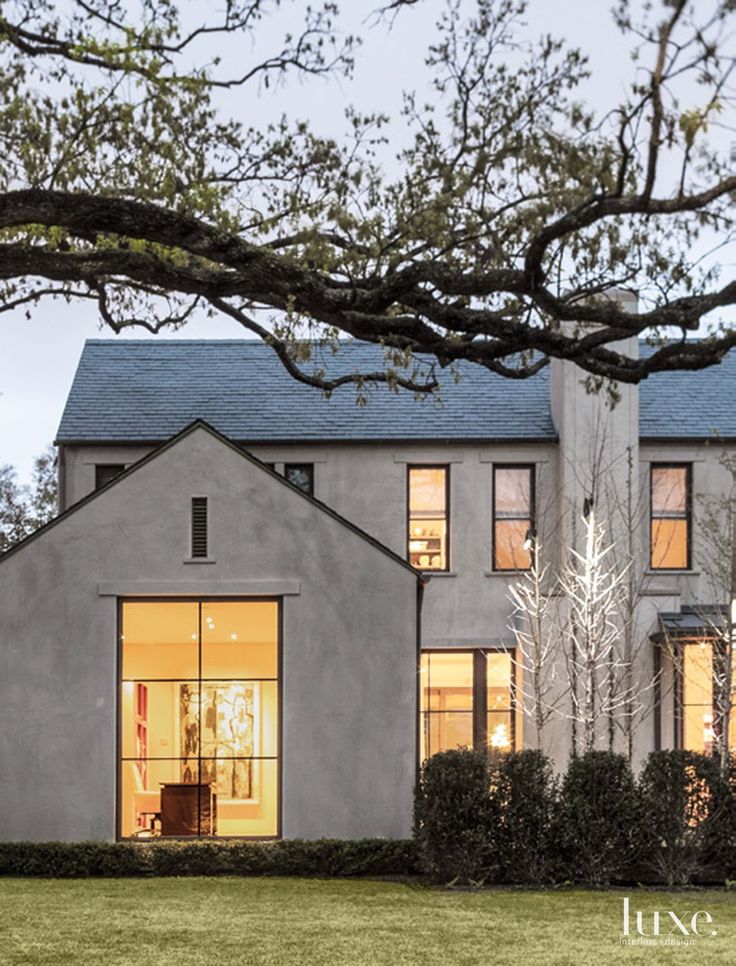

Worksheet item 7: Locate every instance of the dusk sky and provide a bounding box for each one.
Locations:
[0,1,729,482]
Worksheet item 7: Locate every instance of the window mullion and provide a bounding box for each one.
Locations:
[197,601,202,837]
[473,651,487,751]
[510,655,517,750]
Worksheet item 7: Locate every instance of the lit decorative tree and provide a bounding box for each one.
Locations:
[559,508,632,755]
[507,535,564,753]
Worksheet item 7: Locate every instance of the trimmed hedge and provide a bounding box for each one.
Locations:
[414,748,496,883]
[491,750,558,885]
[554,751,641,887]
[0,839,418,878]
[4,751,736,884]
[638,750,727,886]
[413,748,736,887]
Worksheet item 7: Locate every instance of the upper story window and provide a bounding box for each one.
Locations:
[492,465,534,571]
[408,466,449,571]
[651,464,691,570]
[95,464,126,489]
[284,463,314,496]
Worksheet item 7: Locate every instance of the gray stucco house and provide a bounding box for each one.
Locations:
[1,326,735,842]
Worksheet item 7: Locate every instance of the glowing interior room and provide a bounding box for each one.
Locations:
[120,600,280,838]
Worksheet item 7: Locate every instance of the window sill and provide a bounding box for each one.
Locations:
[183,558,217,565]
[484,570,529,578]
[420,571,457,578]
[645,569,700,577]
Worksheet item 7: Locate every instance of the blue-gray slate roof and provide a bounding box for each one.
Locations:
[56,339,736,443]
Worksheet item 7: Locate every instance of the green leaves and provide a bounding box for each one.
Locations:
[0,0,733,390]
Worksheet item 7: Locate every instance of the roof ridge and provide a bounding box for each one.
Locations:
[82,338,399,346]
[82,336,711,347]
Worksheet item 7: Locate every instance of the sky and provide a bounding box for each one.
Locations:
[0,0,730,482]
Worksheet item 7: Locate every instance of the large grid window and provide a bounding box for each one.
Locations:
[680,642,736,753]
[651,464,691,570]
[408,466,449,571]
[493,465,534,571]
[120,600,279,839]
[419,650,515,760]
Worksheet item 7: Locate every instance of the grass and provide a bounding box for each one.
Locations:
[0,878,734,966]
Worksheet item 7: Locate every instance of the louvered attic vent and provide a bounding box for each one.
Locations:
[191,497,208,558]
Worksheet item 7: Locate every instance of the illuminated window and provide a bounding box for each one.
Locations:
[120,600,279,839]
[284,464,314,496]
[681,641,736,753]
[408,466,448,571]
[493,465,534,571]
[651,464,690,570]
[419,650,516,761]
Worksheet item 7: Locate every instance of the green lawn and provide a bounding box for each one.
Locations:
[0,878,734,966]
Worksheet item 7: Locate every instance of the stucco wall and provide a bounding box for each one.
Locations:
[56,429,736,775]
[0,426,418,841]
[62,439,558,646]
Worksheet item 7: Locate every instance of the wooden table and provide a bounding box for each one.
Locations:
[160,782,218,836]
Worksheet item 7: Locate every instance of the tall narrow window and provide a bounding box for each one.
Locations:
[680,642,736,753]
[284,463,314,496]
[651,464,690,570]
[493,465,534,571]
[419,650,515,761]
[420,652,473,757]
[191,497,208,558]
[408,466,449,571]
[120,599,280,838]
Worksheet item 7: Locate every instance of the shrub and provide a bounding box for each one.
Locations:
[639,750,731,886]
[414,748,495,883]
[0,839,418,878]
[709,754,736,882]
[554,751,640,886]
[490,749,558,885]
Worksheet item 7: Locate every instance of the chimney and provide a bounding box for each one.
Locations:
[549,289,639,553]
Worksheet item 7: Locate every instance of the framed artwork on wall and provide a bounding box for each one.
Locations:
[179,682,259,802]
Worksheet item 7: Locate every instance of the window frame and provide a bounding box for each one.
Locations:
[284,463,314,497]
[419,647,517,761]
[491,463,535,573]
[650,462,692,571]
[406,464,451,572]
[116,596,283,841]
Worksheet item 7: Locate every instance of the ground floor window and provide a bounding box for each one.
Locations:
[419,649,516,760]
[680,641,736,753]
[120,599,279,838]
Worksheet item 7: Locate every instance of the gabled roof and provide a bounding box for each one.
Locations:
[2,420,421,578]
[56,340,556,443]
[56,338,736,445]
